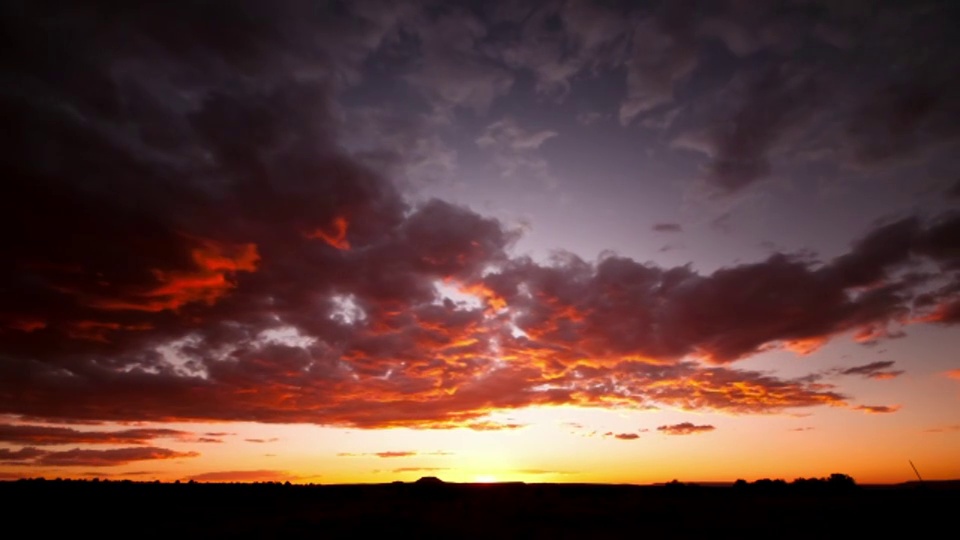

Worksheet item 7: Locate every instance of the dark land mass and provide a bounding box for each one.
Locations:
[4,477,957,538]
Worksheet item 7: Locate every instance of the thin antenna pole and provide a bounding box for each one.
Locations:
[908,460,924,483]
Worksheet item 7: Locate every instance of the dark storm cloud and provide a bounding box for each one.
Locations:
[2,1,960,432]
[837,361,903,380]
[655,2,960,192]
[657,423,715,435]
[948,180,960,199]
[404,8,514,114]
[704,66,821,193]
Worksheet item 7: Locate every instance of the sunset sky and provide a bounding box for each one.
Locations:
[2,1,959,485]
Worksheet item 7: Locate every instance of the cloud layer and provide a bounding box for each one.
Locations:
[1,1,957,434]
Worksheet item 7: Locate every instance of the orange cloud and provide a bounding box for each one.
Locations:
[337,451,421,458]
[853,404,901,414]
[945,369,960,381]
[657,422,715,435]
[88,239,259,313]
[307,216,351,250]
[185,470,299,483]
[783,337,827,355]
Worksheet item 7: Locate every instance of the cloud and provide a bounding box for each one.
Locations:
[657,422,715,435]
[844,81,960,169]
[837,361,904,380]
[619,7,698,125]
[338,451,450,458]
[514,469,576,475]
[852,405,901,414]
[28,447,199,467]
[924,425,960,433]
[185,470,299,483]
[701,66,821,192]
[2,2,960,434]
[789,427,815,432]
[405,10,514,114]
[0,447,47,461]
[948,180,960,199]
[0,425,192,446]
[609,432,640,440]
[392,467,448,473]
[498,1,629,99]
[652,223,683,233]
[463,421,527,431]
[244,438,279,444]
[476,118,558,188]
[945,369,960,381]
[375,451,417,458]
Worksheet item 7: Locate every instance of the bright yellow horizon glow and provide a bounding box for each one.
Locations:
[2,361,959,488]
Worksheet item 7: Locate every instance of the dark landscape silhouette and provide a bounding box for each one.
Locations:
[4,474,957,538]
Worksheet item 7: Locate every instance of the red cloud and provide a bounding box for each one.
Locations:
[65,321,154,343]
[6,318,46,332]
[0,447,47,461]
[307,216,351,250]
[86,239,259,313]
[0,425,191,446]
[337,451,418,458]
[185,470,299,483]
[25,447,200,467]
[375,451,417,458]
[657,422,716,435]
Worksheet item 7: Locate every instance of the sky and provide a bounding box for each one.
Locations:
[1,0,959,485]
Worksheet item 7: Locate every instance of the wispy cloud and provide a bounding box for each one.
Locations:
[657,423,715,435]
[337,451,452,459]
[852,405,901,414]
[185,470,299,483]
[836,361,903,380]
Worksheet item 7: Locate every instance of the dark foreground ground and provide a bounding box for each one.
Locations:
[4,479,957,538]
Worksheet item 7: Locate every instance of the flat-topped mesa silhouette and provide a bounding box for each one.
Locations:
[414,476,445,485]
